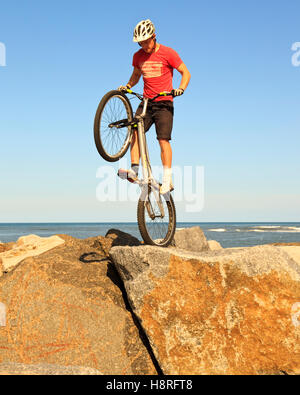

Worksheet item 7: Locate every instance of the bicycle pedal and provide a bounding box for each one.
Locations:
[117,169,138,184]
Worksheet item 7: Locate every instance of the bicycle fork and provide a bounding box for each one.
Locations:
[136,117,165,219]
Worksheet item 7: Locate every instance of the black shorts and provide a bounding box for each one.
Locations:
[135,100,174,141]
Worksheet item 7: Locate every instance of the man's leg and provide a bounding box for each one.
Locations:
[159,138,172,168]
[130,128,140,171]
[159,138,173,193]
[117,128,140,182]
[154,101,174,194]
[118,100,154,182]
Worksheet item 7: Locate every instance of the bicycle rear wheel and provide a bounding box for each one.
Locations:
[137,188,176,247]
[94,90,133,162]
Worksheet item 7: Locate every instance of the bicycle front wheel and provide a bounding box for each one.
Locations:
[94,90,133,162]
[137,188,176,247]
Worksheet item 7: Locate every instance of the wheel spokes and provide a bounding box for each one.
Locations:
[144,192,172,244]
[99,96,130,157]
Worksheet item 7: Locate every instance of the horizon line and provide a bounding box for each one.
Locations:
[1,221,300,224]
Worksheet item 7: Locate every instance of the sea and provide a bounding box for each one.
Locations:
[0,222,300,248]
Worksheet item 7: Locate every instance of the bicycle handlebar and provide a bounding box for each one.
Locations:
[151,91,175,101]
[124,89,175,101]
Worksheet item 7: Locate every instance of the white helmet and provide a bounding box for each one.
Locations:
[133,19,155,42]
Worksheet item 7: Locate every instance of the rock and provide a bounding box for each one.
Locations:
[0,302,5,327]
[271,243,300,246]
[110,244,300,375]
[277,246,300,267]
[172,226,209,252]
[0,235,157,375]
[207,240,223,251]
[0,242,14,253]
[0,235,65,275]
[0,362,103,375]
[82,229,141,259]
[105,229,141,247]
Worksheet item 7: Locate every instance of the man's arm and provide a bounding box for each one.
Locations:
[127,67,142,88]
[176,63,191,91]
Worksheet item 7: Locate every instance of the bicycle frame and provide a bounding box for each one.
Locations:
[126,89,174,217]
[135,99,155,184]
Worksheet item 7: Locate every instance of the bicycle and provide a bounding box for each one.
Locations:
[94,88,177,247]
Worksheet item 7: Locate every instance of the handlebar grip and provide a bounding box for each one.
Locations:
[148,91,174,101]
[159,91,174,97]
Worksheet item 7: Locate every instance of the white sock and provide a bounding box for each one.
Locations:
[163,167,172,184]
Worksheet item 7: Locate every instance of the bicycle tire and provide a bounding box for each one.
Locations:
[94,90,133,162]
[137,189,176,247]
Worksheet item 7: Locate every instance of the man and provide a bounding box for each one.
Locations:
[118,19,191,194]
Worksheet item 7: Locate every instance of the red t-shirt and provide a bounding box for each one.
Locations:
[132,44,183,102]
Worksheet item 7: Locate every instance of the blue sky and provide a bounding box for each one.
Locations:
[0,0,299,222]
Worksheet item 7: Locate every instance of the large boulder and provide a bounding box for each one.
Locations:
[0,234,157,375]
[172,226,209,252]
[0,235,65,276]
[110,244,300,375]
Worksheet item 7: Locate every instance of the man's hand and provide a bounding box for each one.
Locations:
[172,88,184,96]
[118,84,131,92]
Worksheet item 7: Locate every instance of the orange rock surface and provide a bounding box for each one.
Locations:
[111,244,300,374]
[0,234,156,375]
